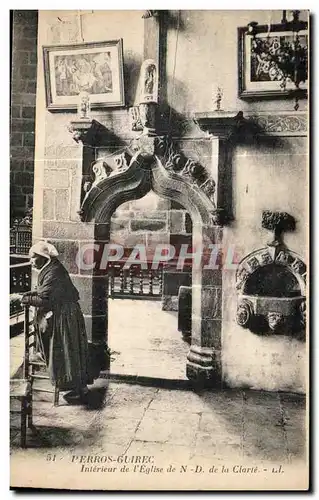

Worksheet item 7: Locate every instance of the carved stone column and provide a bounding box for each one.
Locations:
[71,262,110,379]
[77,221,111,379]
[187,112,245,386]
[186,222,223,386]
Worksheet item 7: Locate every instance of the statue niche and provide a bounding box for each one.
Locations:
[130,59,159,135]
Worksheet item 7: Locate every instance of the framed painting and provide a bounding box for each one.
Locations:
[43,39,125,111]
[238,24,308,99]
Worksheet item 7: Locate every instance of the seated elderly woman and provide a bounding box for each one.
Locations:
[21,241,90,404]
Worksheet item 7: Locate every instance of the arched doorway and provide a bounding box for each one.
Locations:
[80,149,223,386]
[106,189,192,381]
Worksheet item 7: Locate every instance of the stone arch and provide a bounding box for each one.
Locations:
[81,154,215,226]
[80,151,223,386]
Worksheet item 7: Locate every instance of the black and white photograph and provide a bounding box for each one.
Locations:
[9,9,309,491]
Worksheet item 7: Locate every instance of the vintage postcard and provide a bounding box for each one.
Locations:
[10,9,309,491]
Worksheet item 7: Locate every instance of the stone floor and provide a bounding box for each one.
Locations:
[10,299,308,490]
[10,381,307,490]
[109,299,189,380]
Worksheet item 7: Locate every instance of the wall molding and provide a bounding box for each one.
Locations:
[246,111,307,136]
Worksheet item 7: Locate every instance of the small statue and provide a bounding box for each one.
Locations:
[78,91,91,120]
[136,59,159,136]
[144,64,156,95]
[213,86,223,111]
[139,59,158,104]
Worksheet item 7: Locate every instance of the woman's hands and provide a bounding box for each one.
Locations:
[21,292,46,307]
[21,291,37,304]
[21,294,31,305]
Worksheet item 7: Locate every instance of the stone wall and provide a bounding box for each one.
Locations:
[221,135,308,393]
[110,192,170,248]
[166,9,308,114]
[10,10,38,219]
[163,202,192,311]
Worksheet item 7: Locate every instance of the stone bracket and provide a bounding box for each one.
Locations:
[68,119,93,145]
[194,111,246,224]
[194,111,245,139]
[68,118,110,147]
[194,111,308,138]
[68,118,124,211]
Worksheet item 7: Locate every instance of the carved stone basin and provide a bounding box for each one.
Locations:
[236,294,306,335]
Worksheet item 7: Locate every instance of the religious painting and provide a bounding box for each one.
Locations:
[43,40,125,110]
[238,24,308,98]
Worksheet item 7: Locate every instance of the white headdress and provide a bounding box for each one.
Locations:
[29,241,59,260]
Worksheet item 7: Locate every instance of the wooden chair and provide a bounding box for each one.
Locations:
[30,361,60,406]
[10,306,60,447]
[27,312,60,406]
[10,305,33,448]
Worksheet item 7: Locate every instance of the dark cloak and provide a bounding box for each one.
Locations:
[24,258,89,391]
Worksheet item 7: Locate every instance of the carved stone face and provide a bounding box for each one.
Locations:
[236,300,253,328]
[300,301,306,327]
[267,312,284,332]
